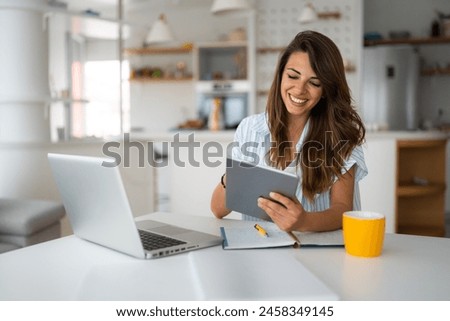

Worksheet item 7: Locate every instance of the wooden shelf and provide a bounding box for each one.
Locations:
[197,41,247,49]
[397,183,446,197]
[364,36,450,47]
[397,139,447,149]
[396,138,447,237]
[124,46,193,56]
[129,76,193,82]
[257,47,285,54]
[421,67,450,76]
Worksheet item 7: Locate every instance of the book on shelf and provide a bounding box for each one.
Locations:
[220,222,344,250]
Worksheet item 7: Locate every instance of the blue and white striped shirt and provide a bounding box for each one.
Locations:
[231,113,368,221]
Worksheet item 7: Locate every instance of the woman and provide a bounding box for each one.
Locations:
[211,30,367,232]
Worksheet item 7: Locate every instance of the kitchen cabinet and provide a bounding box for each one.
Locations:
[125,45,194,82]
[396,139,447,236]
[360,133,448,236]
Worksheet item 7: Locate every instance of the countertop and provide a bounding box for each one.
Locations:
[130,129,449,142]
[365,129,449,140]
[0,130,448,148]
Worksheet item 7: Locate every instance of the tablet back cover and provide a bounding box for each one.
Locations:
[226,158,299,221]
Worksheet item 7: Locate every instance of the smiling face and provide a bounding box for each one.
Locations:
[280,51,323,123]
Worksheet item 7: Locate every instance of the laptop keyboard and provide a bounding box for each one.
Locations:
[138,229,186,251]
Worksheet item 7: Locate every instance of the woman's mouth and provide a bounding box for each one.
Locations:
[289,94,307,104]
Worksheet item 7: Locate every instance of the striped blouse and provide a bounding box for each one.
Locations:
[230,113,368,221]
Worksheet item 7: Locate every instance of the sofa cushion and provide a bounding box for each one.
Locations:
[0,199,65,236]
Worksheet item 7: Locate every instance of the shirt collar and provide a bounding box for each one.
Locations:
[256,113,310,149]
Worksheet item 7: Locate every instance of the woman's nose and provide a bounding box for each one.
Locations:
[294,80,307,94]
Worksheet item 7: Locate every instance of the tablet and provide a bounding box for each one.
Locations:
[225,157,299,221]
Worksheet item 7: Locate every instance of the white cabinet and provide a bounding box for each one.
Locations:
[359,138,397,233]
[167,132,240,219]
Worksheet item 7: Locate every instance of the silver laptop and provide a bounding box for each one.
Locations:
[226,157,299,221]
[48,153,222,259]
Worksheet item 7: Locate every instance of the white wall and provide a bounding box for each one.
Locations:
[129,81,197,134]
[255,0,363,113]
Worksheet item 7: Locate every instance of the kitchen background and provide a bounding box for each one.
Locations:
[0,0,449,237]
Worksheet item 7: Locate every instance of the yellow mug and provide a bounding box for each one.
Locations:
[343,211,385,257]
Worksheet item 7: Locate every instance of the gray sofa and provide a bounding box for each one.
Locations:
[0,198,65,254]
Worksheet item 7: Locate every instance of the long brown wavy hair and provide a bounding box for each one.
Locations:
[266,30,365,201]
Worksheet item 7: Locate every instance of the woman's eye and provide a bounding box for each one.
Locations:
[310,81,321,87]
[287,74,298,79]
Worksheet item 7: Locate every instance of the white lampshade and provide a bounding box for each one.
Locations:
[145,14,174,45]
[211,0,250,15]
[298,3,318,24]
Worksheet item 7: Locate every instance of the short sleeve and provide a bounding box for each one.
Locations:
[341,145,368,183]
[230,117,247,160]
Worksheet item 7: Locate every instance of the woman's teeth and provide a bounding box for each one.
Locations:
[289,94,306,104]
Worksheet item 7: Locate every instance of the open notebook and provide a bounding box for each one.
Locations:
[220,222,344,250]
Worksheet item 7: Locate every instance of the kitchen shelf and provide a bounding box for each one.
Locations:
[397,183,446,197]
[364,36,450,47]
[397,139,446,148]
[256,47,286,54]
[421,67,450,76]
[129,76,193,82]
[124,46,193,56]
[197,41,247,49]
[395,139,447,237]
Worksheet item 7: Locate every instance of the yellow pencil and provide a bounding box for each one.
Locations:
[254,224,268,237]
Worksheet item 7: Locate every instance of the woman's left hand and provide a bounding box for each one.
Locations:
[257,192,306,231]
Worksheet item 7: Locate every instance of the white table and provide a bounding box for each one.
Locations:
[1,212,449,300]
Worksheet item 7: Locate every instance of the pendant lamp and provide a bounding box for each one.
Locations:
[298,3,341,24]
[145,14,174,45]
[211,0,250,15]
